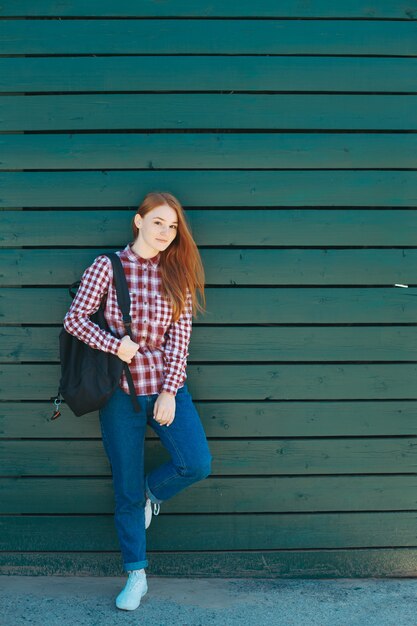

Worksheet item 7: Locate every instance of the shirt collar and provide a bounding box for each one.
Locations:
[124,243,161,268]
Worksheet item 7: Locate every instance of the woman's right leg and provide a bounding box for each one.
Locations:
[99,386,149,572]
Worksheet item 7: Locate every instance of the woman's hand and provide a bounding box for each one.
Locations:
[153,391,176,426]
[116,335,139,364]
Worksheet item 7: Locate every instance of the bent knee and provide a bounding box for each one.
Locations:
[185,456,212,481]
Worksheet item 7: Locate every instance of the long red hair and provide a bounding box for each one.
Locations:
[131,191,206,323]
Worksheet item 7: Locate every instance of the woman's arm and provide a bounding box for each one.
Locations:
[160,289,193,396]
[63,255,122,355]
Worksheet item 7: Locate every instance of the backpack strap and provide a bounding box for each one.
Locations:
[106,252,141,413]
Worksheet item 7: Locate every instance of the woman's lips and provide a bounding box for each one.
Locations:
[156,238,168,242]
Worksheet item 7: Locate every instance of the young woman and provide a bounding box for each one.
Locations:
[63,191,213,611]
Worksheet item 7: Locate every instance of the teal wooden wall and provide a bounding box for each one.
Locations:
[1,2,417,577]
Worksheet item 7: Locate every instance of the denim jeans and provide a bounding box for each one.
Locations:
[98,383,213,572]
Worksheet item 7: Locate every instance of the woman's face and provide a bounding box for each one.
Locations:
[135,204,178,253]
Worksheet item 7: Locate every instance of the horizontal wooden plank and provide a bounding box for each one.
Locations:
[3,475,417,514]
[3,326,415,363]
[1,363,417,401]
[3,548,417,578]
[2,438,417,476]
[1,287,415,324]
[2,401,417,438]
[3,133,417,170]
[2,248,417,286]
[3,513,417,550]
[3,20,416,55]
[1,1,416,19]
[4,208,281,246]
[1,171,417,207]
[1,57,416,93]
[2,209,417,247]
[2,95,416,131]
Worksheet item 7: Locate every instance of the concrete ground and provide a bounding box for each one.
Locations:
[1,576,417,625]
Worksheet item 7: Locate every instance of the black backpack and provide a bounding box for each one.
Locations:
[50,252,140,419]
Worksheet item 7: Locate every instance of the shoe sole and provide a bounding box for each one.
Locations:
[116,586,148,611]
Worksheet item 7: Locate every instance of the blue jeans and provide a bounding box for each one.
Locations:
[98,383,213,572]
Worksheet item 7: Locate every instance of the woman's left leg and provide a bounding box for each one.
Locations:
[144,383,213,504]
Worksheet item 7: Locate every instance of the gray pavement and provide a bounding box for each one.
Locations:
[1,575,417,625]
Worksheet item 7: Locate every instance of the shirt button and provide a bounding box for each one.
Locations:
[144,302,148,306]
[151,366,155,370]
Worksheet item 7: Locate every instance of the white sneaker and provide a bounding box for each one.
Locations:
[115,569,148,611]
[145,497,161,529]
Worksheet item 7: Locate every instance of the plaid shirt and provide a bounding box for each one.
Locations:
[63,243,193,397]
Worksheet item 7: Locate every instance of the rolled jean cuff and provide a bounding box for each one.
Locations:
[145,474,163,504]
[124,558,148,572]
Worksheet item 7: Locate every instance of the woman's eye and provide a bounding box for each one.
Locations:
[154,220,176,229]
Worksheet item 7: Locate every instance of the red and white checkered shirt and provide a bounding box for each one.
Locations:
[63,243,193,397]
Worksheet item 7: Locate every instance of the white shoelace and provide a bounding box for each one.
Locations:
[125,570,146,591]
